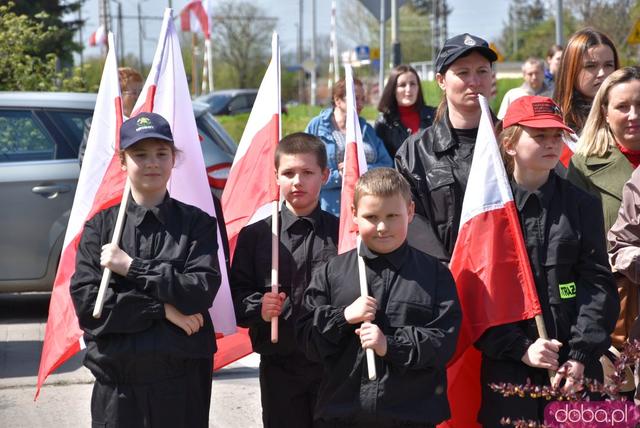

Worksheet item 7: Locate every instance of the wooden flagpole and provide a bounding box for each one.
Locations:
[357,235,376,380]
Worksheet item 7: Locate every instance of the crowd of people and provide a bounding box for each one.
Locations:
[68,25,640,428]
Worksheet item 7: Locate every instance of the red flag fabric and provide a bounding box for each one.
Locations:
[88,25,106,47]
[221,32,280,258]
[180,0,210,39]
[337,65,368,254]
[559,133,577,168]
[37,33,123,398]
[438,95,542,427]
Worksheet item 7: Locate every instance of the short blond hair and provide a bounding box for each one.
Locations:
[353,168,411,209]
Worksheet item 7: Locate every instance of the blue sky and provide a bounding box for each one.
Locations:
[76,0,510,64]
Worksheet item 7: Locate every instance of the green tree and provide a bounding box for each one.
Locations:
[0,2,89,91]
[0,0,84,67]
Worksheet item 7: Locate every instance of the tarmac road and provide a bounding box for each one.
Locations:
[0,293,262,427]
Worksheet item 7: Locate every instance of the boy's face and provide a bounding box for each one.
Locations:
[121,138,175,198]
[353,193,414,254]
[276,153,329,217]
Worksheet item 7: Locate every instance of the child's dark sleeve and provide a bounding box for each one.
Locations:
[383,261,462,370]
[569,196,619,363]
[475,323,533,361]
[125,212,221,315]
[296,261,354,362]
[230,225,266,327]
[70,214,165,337]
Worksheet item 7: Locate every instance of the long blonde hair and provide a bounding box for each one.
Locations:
[577,66,640,157]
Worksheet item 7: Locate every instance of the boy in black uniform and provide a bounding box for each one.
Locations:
[70,112,220,428]
[230,132,339,428]
[296,167,462,428]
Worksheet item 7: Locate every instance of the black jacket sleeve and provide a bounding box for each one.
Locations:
[296,261,355,362]
[230,224,267,328]
[475,323,534,361]
[568,194,619,363]
[70,213,165,337]
[127,211,221,315]
[383,261,461,370]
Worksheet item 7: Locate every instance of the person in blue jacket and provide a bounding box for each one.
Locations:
[305,78,393,216]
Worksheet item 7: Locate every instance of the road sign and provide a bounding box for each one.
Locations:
[355,45,370,61]
[628,19,640,44]
[357,0,406,22]
[489,42,505,62]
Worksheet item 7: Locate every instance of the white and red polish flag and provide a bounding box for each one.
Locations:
[338,65,368,254]
[222,32,281,257]
[37,32,124,398]
[180,0,211,39]
[132,9,237,359]
[88,25,107,47]
[218,32,281,365]
[438,95,542,427]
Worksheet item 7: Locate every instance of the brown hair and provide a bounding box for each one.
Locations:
[377,64,426,115]
[331,78,364,106]
[546,44,563,59]
[118,67,143,89]
[353,167,411,209]
[553,28,619,132]
[274,132,328,170]
[496,121,524,177]
[118,139,178,165]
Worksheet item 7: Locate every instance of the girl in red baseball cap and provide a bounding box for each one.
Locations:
[475,95,619,427]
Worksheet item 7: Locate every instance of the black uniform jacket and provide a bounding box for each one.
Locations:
[475,173,619,383]
[374,104,436,158]
[296,242,461,425]
[70,194,221,383]
[394,110,476,262]
[231,204,339,356]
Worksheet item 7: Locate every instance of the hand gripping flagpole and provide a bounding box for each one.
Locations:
[357,235,377,381]
[93,179,130,318]
[270,32,282,343]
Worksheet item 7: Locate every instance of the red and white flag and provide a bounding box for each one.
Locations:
[133,8,236,341]
[439,95,542,427]
[37,32,124,398]
[559,133,577,168]
[338,65,368,254]
[222,32,281,257]
[88,25,107,47]
[180,0,211,39]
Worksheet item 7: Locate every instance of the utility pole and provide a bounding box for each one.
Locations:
[391,0,401,67]
[78,6,84,68]
[138,2,144,72]
[379,0,386,94]
[298,0,304,103]
[431,0,440,75]
[328,0,339,93]
[311,0,317,106]
[117,2,124,64]
[556,0,563,46]
[442,0,448,44]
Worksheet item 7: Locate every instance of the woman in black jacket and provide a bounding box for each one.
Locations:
[375,64,436,157]
[395,33,496,261]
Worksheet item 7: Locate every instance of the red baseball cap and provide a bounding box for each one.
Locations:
[502,95,572,133]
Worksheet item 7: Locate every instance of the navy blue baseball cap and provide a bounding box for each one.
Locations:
[435,33,497,74]
[120,112,174,150]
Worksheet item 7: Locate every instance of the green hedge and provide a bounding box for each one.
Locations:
[216,79,524,144]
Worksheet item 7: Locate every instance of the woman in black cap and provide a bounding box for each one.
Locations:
[395,33,497,262]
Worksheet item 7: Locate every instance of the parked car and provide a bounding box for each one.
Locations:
[196,89,258,116]
[0,91,236,293]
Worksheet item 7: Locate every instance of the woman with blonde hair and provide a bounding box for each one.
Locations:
[568,66,640,351]
[553,28,618,134]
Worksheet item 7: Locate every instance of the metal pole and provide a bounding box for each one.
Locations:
[79,6,84,68]
[118,2,124,64]
[391,0,401,67]
[298,0,304,103]
[555,0,563,46]
[379,0,386,95]
[138,2,144,71]
[329,0,339,92]
[311,0,317,106]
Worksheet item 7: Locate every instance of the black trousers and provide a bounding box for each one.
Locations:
[259,353,322,428]
[90,357,212,428]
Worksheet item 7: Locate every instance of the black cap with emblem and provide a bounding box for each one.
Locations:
[435,33,498,74]
[119,112,174,150]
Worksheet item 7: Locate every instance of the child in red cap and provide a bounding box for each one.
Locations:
[474,96,619,427]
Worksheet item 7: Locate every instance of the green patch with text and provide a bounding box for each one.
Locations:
[559,282,576,299]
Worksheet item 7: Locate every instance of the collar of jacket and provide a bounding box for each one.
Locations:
[385,105,434,128]
[583,146,635,199]
[280,201,322,232]
[126,192,172,227]
[426,106,457,153]
[358,239,409,270]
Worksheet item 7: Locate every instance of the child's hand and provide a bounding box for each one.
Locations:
[344,296,377,324]
[356,322,387,357]
[261,291,286,322]
[100,243,133,276]
[552,359,584,394]
[164,303,204,335]
[521,338,562,370]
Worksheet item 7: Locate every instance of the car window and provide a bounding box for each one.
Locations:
[208,94,231,114]
[0,110,55,162]
[46,110,92,154]
[228,96,247,112]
